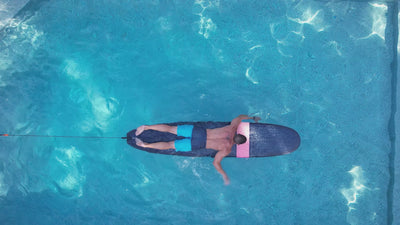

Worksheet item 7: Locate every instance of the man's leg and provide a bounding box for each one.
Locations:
[136,124,177,136]
[136,138,175,150]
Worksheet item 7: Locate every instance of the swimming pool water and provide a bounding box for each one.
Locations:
[0,0,397,224]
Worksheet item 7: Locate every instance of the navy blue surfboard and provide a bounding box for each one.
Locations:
[126,121,300,158]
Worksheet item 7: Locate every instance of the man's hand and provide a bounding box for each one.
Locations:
[253,116,261,123]
[223,175,230,185]
[213,151,230,185]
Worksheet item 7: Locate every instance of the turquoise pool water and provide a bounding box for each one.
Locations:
[0,0,397,224]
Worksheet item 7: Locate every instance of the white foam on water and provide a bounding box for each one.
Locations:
[270,23,303,57]
[341,166,367,210]
[362,3,387,41]
[340,166,370,225]
[0,19,43,89]
[62,59,90,80]
[0,2,7,16]
[192,167,201,178]
[198,16,216,39]
[0,55,10,86]
[0,15,43,88]
[0,57,12,71]
[133,163,155,188]
[49,146,85,198]
[177,159,191,170]
[88,93,120,130]
[7,19,44,51]
[249,45,262,51]
[0,172,9,197]
[269,5,327,59]
[287,8,327,32]
[326,41,342,56]
[0,53,12,87]
[157,17,172,32]
[369,3,387,40]
[245,67,259,85]
[61,59,120,131]
[194,0,218,39]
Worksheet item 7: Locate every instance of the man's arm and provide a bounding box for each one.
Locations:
[213,150,231,185]
[230,115,261,130]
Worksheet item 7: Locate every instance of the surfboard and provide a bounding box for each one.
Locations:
[126,121,300,158]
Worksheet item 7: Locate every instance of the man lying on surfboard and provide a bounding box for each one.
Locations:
[135,115,261,185]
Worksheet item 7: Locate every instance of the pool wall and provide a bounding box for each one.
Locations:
[394,2,399,225]
[0,0,29,29]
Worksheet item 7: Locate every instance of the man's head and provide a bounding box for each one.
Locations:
[233,134,247,145]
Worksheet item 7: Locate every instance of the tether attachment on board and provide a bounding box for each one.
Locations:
[1,133,127,139]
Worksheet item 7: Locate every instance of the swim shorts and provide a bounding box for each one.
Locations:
[174,125,206,152]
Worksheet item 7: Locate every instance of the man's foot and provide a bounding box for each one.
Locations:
[135,125,146,136]
[135,138,146,147]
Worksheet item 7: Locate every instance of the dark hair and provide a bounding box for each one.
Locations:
[233,134,247,144]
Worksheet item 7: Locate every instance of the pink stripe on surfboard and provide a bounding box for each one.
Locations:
[236,122,250,158]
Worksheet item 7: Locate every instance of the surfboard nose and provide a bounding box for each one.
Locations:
[250,123,301,157]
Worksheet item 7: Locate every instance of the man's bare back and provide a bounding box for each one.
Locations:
[205,126,234,151]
